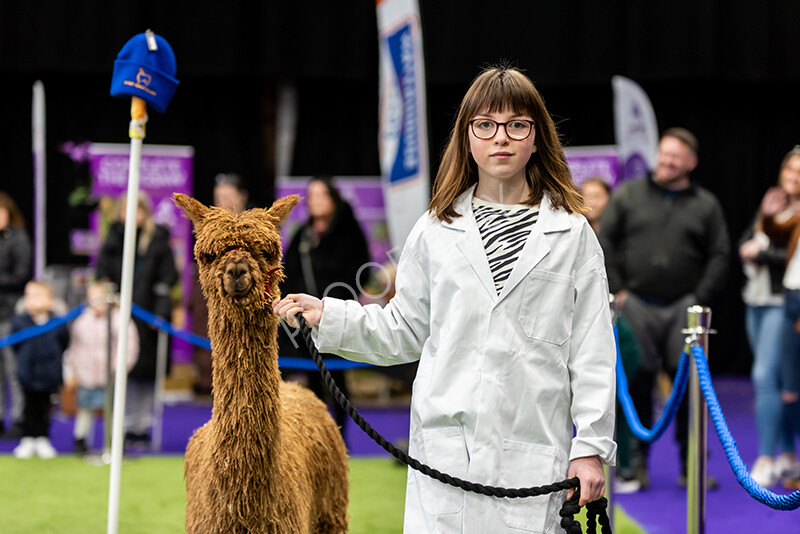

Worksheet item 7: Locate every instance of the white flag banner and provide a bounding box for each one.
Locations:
[612,75,659,183]
[377,0,429,248]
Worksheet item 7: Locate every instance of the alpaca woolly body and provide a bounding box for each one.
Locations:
[176,193,348,534]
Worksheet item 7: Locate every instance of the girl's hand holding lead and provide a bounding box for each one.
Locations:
[272,293,324,328]
[566,455,605,506]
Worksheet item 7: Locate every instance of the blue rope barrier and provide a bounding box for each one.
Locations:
[692,343,800,510]
[130,304,212,350]
[129,304,370,370]
[614,324,690,443]
[0,303,87,349]
[0,301,367,371]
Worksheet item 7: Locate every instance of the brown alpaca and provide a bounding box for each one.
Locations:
[174,193,349,534]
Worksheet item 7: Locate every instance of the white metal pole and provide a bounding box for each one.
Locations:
[32,81,46,280]
[107,97,147,534]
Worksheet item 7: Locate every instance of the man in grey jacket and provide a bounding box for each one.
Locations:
[598,128,730,488]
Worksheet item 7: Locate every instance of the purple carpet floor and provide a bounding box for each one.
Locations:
[2,376,799,532]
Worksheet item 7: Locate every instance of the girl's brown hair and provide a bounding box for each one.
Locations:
[429,66,585,222]
[0,191,26,229]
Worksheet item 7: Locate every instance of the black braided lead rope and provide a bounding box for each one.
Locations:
[296,317,611,532]
[560,489,612,534]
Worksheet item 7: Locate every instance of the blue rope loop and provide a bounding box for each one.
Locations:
[691,343,800,511]
[613,324,690,443]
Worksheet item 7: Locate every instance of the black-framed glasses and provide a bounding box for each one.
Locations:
[469,119,535,140]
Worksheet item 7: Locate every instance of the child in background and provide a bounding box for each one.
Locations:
[64,280,138,454]
[11,281,69,459]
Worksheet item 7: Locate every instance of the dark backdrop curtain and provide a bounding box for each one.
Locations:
[5,0,800,373]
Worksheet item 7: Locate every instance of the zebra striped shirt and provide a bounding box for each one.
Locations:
[472,196,539,295]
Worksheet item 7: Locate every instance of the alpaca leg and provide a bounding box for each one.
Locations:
[316,425,350,533]
[185,425,212,533]
[315,510,348,534]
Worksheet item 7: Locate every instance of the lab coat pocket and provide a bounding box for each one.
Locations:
[419,426,468,516]
[519,270,575,345]
[500,440,560,532]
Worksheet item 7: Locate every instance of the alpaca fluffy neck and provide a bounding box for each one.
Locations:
[208,305,283,475]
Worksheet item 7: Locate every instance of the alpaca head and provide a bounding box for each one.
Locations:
[173,193,300,315]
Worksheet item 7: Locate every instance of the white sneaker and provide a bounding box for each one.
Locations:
[614,476,642,494]
[13,437,36,459]
[751,456,777,487]
[774,453,798,478]
[33,437,57,459]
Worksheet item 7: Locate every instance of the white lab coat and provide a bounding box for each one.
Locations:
[318,186,617,533]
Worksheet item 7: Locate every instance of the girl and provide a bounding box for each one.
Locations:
[64,280,139,454]
[274,66,616,533]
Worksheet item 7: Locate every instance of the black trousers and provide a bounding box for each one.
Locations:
[21,388,52,438]
[621,293,696,474]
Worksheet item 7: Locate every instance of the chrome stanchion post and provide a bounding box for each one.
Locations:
[683,305,714,534]
[606,293,617,532]
[103,284,118,462]
[151,328,168,452]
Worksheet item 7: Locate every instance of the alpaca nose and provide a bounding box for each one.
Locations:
[223,258,253,296]
[225,262,249,282]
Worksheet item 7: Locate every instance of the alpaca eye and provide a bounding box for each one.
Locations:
[203,252,217,263]
[261,250,272,261]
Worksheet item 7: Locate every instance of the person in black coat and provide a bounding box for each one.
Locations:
[11,281,69,458]
[95,192,178,445]
[278,176,371,444]
[0,191,32,438]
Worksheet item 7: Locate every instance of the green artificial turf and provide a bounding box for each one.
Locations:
[0,455,644,533]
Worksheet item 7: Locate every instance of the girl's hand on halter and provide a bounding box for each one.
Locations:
[567,455,605,506]
[272,294,324,328]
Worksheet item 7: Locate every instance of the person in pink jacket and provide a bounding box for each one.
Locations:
[64,281,138,454]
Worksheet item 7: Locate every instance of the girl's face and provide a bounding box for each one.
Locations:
[87,284,108,317]
[0,206,8,230]
[307,180,336,219]
[468,108,536,188]
[780,155,800,199]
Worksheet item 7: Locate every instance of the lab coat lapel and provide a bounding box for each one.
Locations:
[497,194,570,303]
[442,186,498,301]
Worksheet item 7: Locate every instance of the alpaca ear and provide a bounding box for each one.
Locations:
[173,193,211,225]
[266,194,301,228]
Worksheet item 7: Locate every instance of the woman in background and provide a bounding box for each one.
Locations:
[95,192,178,446]
[278,175,371,445]
[0,191,31,439]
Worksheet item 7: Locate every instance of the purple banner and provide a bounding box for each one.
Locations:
[87,143,195,365]
[565,145,620,188]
